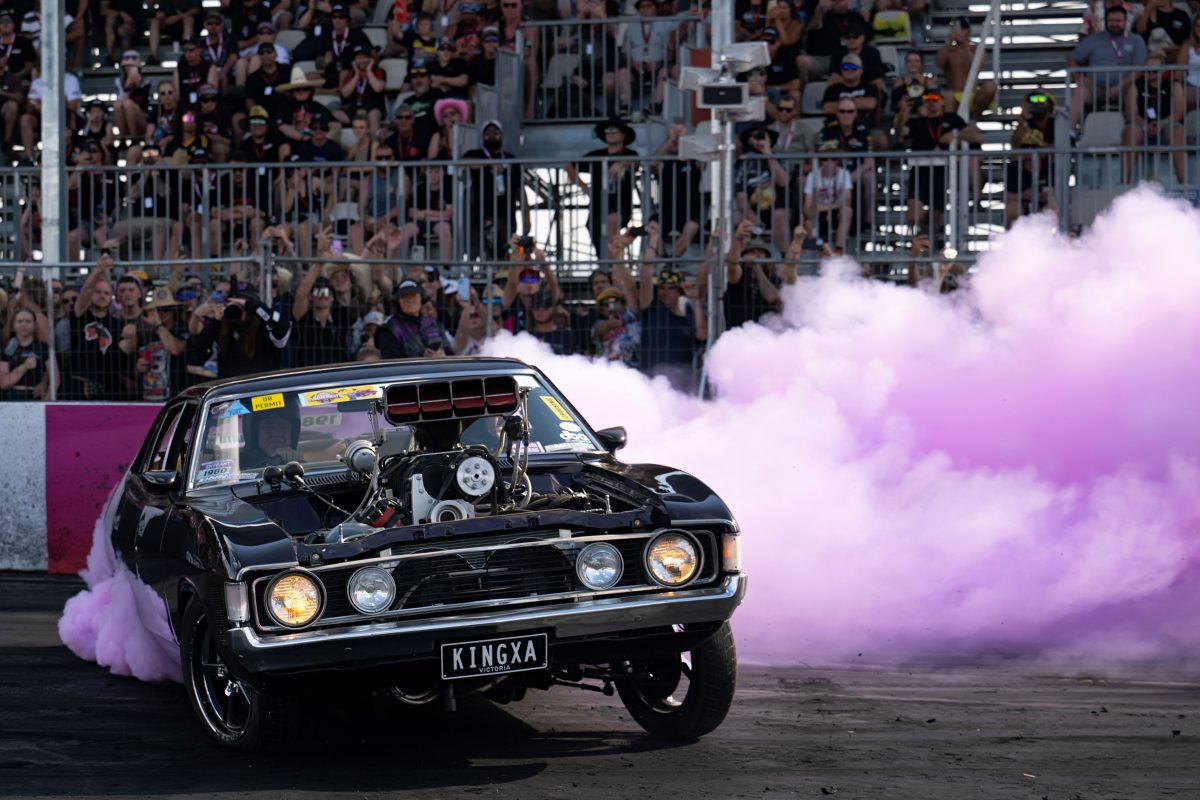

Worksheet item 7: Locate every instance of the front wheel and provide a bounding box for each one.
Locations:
[614,621,737,740]
[180,599,292,750]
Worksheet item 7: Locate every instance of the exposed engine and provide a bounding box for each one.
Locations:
[299,389,606,543]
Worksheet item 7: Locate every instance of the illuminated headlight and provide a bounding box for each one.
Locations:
[266,572,323,628]
[347,566,396,614]
[645,532,699,586]
[576,543,624,590]
[456,456,496,497]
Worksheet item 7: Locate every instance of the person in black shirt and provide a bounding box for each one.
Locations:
[1122,54,1186,184]
[468,24,499,87]
[429,36,471,99]
[722,220,782,331]
[828,18,887,92]
[288,271,357,366]
[0,307,53,399]
[566,118,640,261]
[67,254,122,399]
[338,45,386,132]
[190,281,293,377]
[174,37,219,107]
[462,119,527,262]
[799,0,865,81]
[653,121,703,256]
[897,88,980,237]
[819,97,875,223]
[403,64,446,149]
[230,0,276,55]
[244,42,288,117]
[0,10,36,78]
[315,3,371,88]
[820,53,880,125]
[762,26,800,97]
[294,116,345,161]
[402,163,453,263]
[1136,0,1191,60]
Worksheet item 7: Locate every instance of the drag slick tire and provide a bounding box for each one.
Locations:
[615,621,737,740]
[180,599,290,750]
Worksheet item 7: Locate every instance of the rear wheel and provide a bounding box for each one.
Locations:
[180,599,291,750]
[614,621,737,739]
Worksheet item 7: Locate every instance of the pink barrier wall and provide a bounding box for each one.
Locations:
[45,405,161,574]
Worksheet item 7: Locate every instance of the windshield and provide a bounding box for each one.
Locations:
[190,374,600,489]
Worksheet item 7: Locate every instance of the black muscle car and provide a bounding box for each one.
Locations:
[112,357,746,749]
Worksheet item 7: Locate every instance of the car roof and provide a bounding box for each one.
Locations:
[177,357,537,405]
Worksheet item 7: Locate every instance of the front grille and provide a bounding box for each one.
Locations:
[252,528,719,632]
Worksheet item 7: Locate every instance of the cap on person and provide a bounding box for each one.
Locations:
[127,268,152,285]
[257,20,275,33]
[842,53,863,69]
[437,36,455,50]
[395,279,425,299]
[657,268,684,286]
[363,310,385,326]
[462,2,481,12]
[188,144,210,161]
[950,15,971,29]
[761,25,779,41]
[86,98,106,111]
[0,9,17,20]
[311,275,334,296]
[198,83,218,97]
[257,41,275,54]
[249,105,270,121]
[844,16,868,36]
[330,2,350,14]
[482,118,502,135]
[742,238,773,258]
[596,287,625,304]
[120,49,143,65]
[203,9,222,22]
[481,25,500,41]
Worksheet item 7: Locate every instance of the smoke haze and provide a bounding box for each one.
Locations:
[485,188,1200,667]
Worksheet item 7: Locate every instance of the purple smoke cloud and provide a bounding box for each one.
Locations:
[58,483,181,683]
[485,188,1200,666]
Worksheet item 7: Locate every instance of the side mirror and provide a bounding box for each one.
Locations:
[142,470,180,490]
[595,426,627,453]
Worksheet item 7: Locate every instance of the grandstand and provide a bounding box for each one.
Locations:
[0,0,1195,400]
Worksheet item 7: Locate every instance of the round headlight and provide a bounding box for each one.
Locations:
[266,572,323,628]
[646,533,699,586]
[456,455,496,497]
[347,566,396,614]
[576,542,623,590]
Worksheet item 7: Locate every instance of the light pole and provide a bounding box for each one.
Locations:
[679,42,770,397]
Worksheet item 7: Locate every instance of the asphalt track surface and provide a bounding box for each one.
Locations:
[3,573,1198,800]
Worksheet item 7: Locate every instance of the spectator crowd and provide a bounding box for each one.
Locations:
[1,0,1198,401]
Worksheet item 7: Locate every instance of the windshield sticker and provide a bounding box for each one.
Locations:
[220,401,250,418]
[301,411,343,428]
[560,431,590,443]
[238,472,258,481]
[539,395,573,421]
[196,459,234,484]
[299,385,382,407]
[545,442,592,453]
[559,421,582,432]
[250,392,285,412]
[526,441,545,454]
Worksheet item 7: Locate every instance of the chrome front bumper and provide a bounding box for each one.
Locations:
[226,573,746,674]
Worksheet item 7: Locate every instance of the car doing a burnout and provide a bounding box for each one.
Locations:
[111,358,746,750]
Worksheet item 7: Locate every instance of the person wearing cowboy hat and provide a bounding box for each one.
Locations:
[735,122,789,242]
[427,96,469,158]
[120,285,187,401]
[565,118,639,260]
[273,64,334,142]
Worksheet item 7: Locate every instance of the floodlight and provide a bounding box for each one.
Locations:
[716,42,770,74]
[678,132,721,162]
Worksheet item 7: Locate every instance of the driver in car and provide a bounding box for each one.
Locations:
[241,408,303,467]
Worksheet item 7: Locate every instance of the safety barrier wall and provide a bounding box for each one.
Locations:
[0,403,159,574]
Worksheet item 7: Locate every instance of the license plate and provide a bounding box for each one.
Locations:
[440,633,549,680]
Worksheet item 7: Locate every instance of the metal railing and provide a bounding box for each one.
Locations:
[519,14,706,123]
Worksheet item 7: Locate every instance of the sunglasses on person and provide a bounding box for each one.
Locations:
[778,104,796,113]
[603,298,624,311]
[922,93,942,102]
[312,287,333,297]
[331,11,348,17]
[396,113,414,120]
[182,46,197,52]
[518,273,540,283]
[481,297,504,305]
[837,108,856,115]
[159,89,176,95]
[176,288,198,301]
[841,63,861,72]
[502,2,519,7]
